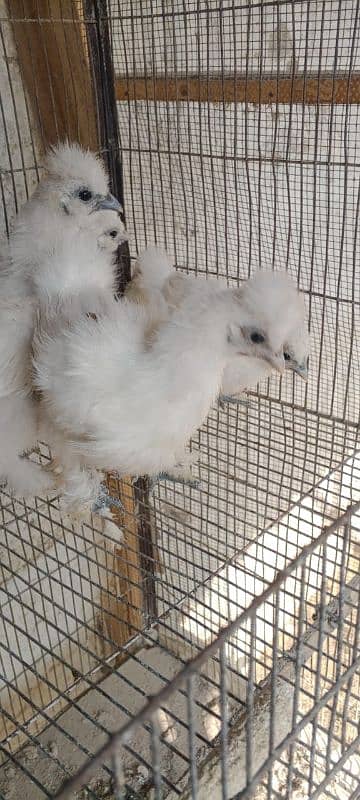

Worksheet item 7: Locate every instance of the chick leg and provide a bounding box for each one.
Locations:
[149,472,201,492]
[44,433,101,518]
[59,463,103,519]
[38,418,124,518]
[58,453,123,519]
[150,452,201,492]
[92,483,124,516]
[218,392,253,409]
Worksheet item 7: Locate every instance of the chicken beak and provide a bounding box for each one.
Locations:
[293,361,308,381]
[96,193,123,213]
[265,351,285,374]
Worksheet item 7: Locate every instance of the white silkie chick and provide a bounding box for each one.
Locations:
[127,251,309,399]
[9,142,123,288]
[34,279,285,513]
[0,142,124,498]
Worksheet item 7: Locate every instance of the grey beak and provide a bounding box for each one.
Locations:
[293,362,308,381]
[96,193,123,213]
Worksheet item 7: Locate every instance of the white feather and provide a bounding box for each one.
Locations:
[124,246,173,341]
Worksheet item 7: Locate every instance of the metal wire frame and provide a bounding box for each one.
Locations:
[0,423,357,797]
[52,501,360,799]
[0,0,359,798]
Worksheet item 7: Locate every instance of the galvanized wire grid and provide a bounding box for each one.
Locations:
[54,501,360,800]
[0,0,359,799]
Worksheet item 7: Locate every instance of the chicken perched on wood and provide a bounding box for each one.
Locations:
[0,142,125,498]
[33,277,285,513]
[126,248,309,399]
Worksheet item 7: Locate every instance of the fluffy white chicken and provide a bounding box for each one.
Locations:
[127,249,309,399]
[34,278,285,513]
[9,142,123,287]
[0,142,125,497]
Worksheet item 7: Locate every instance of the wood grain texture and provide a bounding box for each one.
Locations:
[103,474,143,645]
[115,74,360,105]
[7,1,98,150]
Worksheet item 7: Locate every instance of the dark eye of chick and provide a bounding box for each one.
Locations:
[284,351,291,361]
[109,230,118,238]
[250,331,265,344]
[78,188,93,202]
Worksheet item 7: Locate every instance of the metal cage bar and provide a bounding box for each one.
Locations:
[0,0,359,798]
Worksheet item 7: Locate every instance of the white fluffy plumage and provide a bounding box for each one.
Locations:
[0,142,126,497]
[124,246,173,341]
[9,142,122,284]
[127,248,309,398]
[34,279,285,512]
[0,260,39,494]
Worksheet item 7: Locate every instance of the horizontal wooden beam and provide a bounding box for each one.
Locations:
[116,74,360,105]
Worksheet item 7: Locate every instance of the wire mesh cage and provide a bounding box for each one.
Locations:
[0,0,359,799]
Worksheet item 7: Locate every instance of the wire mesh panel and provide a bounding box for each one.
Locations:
[110,0,360,676]
[112,0,360,425]
[0,0,359,798]
[51,502,360,800]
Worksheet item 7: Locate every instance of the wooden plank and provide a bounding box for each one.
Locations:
[7,1,98,150]
[103,474,143,645]
[115,74,360,105]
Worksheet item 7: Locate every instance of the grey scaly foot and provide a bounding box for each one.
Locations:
[92,483,124,516]
[218,393,253,408]
[149,471,201,493]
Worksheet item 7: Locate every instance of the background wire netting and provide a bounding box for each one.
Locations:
[0,0,359,798]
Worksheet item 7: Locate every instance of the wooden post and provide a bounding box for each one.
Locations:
[7,1,98,150]
[103,473,144,643]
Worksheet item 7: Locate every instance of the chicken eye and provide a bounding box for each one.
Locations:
[284,351,291,361]
[109,230,118,239]
[250,331,265,344]
[78,188,92,202]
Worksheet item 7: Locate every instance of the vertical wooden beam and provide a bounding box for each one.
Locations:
[103,473,144,643]
[7,1,98,150]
